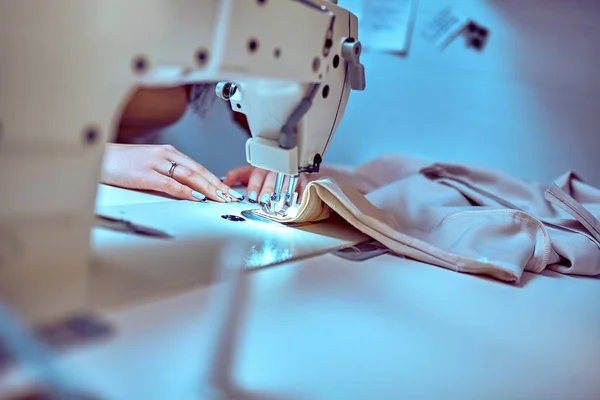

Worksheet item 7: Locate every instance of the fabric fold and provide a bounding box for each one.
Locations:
[256,155,600,283]
[258,179,526,283]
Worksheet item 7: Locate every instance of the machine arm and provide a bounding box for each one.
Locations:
[215,1,366,215]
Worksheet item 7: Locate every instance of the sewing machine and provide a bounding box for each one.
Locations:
[0,0,365,324]
[215,26,366,214]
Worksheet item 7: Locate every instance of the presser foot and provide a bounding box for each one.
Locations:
[260,199,289,218]
[259,173,300,217]
[260,191,299,218]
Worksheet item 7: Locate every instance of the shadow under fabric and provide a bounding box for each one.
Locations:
[256,156,600,283]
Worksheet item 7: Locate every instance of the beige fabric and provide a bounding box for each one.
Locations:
[258,155,600,283]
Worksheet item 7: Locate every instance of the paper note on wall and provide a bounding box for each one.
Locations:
[359,0,419,56]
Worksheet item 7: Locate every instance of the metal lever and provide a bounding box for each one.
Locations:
[342,39,366,91]
[284,175,299,208]
[271,173,286,204]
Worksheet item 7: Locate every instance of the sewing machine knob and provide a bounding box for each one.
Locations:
[215,81,238,101]
[342,40,366,91]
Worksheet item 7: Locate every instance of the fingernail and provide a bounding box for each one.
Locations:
[259,193,270,205]
[220,176,226,182]
[248,191,258,203]
[216,190,231,202]
[228,188,245,201]
[191,191,206,201]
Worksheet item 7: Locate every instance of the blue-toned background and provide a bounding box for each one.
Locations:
[151,0,600,186]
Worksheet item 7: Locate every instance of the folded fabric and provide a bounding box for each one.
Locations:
[256,155,600,283]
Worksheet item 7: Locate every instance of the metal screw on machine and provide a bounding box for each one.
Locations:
[215,81,238,101]
[341,39,366,91]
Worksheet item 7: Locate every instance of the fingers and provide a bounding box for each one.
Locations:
[155,145,243,202]
[169,164,234,203]
[177,156,229,193]
[150,143,310,205]
[176,157,238,200]
[147,172,203,202]
[246,170,306,205]
[245,168,269,203]
[220,165,289,205]
[222,165,255,187]
[258,172,278,205]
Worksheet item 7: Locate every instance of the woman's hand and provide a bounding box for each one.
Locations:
[101,143,245,203]
[222,165,314,205]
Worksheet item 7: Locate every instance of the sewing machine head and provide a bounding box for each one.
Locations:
[214,5,365,216]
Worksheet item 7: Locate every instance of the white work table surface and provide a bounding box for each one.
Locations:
[95,184,177,207]
[2,185,599,399]
[4,254,599,400]
[90,185,367,310]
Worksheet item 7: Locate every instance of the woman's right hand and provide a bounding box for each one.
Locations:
[101,143,245,203]
[222,165,314,205]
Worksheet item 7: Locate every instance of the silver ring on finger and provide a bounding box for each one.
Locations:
[168,160,178,178]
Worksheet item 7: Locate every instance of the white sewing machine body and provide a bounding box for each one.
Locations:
[217,4,365,212]
[218,12,361,177]
[0,0,364,323]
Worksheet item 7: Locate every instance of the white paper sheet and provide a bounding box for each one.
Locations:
[358,0,418,56]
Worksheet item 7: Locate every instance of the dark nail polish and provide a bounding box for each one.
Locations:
[259,193,270,205]
[228,188,245,201]
[248,191,258,203]
[192,191,207,201]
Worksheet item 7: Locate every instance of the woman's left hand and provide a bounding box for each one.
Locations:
[222,165,314,205]
[101,143,244,203]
